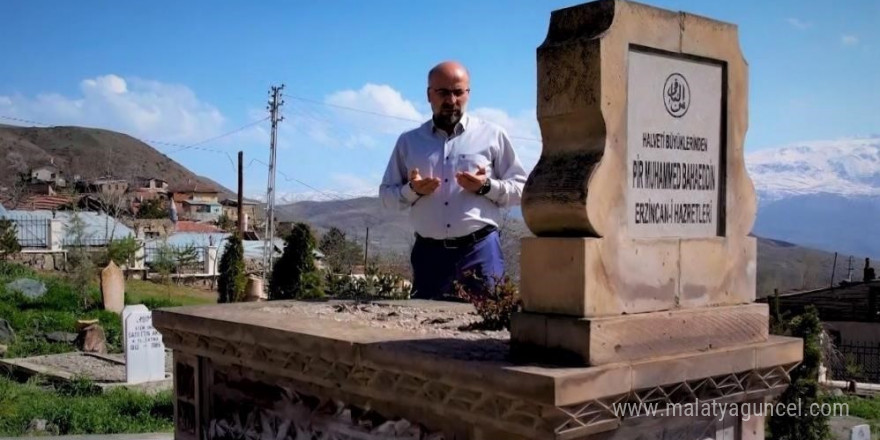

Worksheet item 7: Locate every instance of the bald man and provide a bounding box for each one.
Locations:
[379,61,528,300]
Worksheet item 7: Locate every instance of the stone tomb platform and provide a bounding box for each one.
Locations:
[0,351,173,394]
[153,300,801,440]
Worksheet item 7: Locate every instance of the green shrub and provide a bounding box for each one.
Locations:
[217,234,246,303]
[453,271,522,331]
[0,219,21,260]
[269,223,324,300]
[767,305,830,440]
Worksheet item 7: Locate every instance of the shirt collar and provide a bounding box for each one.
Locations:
[429,113,470,136]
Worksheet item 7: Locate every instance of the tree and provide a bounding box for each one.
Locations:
[0,218,21,260]
[217,213,234,232]
[106,236,140,267]
[137,198,168,219]
[65,212,97,309]
[319,227,363,274]
[217,234,247,303]
[767,305,830,440]
[270,222,324,300]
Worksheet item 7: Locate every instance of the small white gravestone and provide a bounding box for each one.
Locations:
[851,424,870,440]
[123,305,165,384]
[122,305,148,353]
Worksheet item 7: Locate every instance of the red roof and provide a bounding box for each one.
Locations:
[16,195,77,211]
[174,221,223,233]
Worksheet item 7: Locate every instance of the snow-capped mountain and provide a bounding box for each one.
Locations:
[745,136,880,258]
[746,136,880,204]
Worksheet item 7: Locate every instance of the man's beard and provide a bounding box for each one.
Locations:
[433,106,462,129]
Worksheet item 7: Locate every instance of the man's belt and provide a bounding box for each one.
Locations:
[416,225,497,249]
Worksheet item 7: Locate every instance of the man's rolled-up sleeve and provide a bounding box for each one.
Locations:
[484,130,527,207]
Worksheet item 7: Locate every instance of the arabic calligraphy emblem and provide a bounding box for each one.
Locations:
[663,73,690,118]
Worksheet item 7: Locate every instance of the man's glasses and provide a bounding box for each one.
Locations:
[430,88,470,98]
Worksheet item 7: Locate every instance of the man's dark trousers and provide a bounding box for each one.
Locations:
[409,227,504,300]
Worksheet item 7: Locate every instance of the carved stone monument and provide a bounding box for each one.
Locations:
[153,1,802,439]
[512,0,760,365]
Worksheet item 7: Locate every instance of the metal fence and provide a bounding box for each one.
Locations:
[6,217,50,248]
[831,341,880,383]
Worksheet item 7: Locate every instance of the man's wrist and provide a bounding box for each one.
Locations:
[476,178,492,195]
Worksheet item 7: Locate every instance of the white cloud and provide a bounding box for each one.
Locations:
[785,18,811,30]
[469,107,542,171]
[0,74,226,144]
[842,35,860,46]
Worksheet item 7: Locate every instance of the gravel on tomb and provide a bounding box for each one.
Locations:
[259,301,511,341]
[23,351,173,383]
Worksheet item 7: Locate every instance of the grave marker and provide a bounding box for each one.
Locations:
[123,305,165,383]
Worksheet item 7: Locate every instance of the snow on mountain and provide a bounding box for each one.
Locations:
[745,136,880,203]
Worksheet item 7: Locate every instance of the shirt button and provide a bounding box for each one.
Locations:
[444,178,448,182]
[446,224,450,228]
[444,202,448,206]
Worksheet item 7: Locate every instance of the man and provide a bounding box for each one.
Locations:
[379,61,527,300]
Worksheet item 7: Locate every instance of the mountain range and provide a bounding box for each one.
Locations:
[746,136,880,258]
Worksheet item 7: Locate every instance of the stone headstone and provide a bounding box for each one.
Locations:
[0,319,14,344]
[511,0,765,366]
[101,261,125,313]
[5,278,47,300]
[123,305,165,383]
[851,424,870,440]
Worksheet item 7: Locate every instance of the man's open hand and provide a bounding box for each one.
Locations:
[455,165,488,193]
[409,168,440,195]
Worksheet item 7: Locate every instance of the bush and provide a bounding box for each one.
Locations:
[324,271,411,300]
[269,223,324,300]
[0,219,21,260]
[767,305,830,440]
[217,234,246,303]
[453,270,522,331]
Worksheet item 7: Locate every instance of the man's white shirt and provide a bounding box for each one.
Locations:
[379,113,527,240]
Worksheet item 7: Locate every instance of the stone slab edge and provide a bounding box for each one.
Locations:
[153,304,802,407]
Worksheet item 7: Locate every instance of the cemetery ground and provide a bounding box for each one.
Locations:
[0,262,214,437]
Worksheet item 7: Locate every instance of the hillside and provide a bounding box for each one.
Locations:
[0,124,234,199]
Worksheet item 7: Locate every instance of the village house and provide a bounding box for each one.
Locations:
[29,164,66,187]
[171,184,222,223]
[765,259,880,383]
[135,177,169,194]
[219,198,261,230]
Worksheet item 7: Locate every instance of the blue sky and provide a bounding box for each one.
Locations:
[1,0,877,201]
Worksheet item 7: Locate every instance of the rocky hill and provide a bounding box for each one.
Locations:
[0,124,234,199]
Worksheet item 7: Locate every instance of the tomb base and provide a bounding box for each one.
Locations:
[154,300,800,440]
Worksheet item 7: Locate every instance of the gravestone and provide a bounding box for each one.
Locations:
[101,261,125,313]
[851,424,870,440]
[123,305,165,384]
[513,0,763,367]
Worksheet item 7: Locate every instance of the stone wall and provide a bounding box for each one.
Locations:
[10,252,66,272]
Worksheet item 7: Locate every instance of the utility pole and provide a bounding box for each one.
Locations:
[830,252,838,290]
[363,227,370,273]
[237,151,244,235]
[263,84,284,279]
